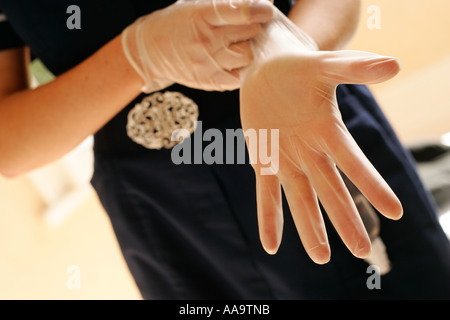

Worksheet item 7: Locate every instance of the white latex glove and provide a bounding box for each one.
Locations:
[122,0,274,93]
[240,7,403,264]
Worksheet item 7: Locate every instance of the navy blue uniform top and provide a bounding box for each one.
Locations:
[0,9,23,49]
[1,0,450,299]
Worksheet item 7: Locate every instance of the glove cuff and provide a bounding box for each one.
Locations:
[122,17,173,93]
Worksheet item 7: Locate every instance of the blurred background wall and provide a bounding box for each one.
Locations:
[0,0,449,299]
[350,0,450,143]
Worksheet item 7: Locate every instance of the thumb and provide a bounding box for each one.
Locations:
[319,50,401,85]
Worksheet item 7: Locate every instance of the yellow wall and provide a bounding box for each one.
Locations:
[349,0,450,142]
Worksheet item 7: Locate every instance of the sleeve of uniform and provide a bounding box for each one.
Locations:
[0,9,25,50]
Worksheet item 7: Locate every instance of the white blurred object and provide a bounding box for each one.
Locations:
[364,236,391,275]
[439,210,450,239]
[27,136,94,227]
[340,171,392,275]
[436,131,450,239]
[353,193,391,275]
[441,132,450,147]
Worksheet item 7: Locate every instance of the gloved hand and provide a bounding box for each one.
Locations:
[122,0,274,93]
[240,7,403,264]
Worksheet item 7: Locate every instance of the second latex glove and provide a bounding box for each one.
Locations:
[240,7,403,264]
[122,0,274,93]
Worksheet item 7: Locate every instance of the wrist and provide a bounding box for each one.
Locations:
[247,7,318,68]
[111,33,147,94]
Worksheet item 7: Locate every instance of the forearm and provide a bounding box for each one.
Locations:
[288,0,361,51]
[0,34,142,177]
